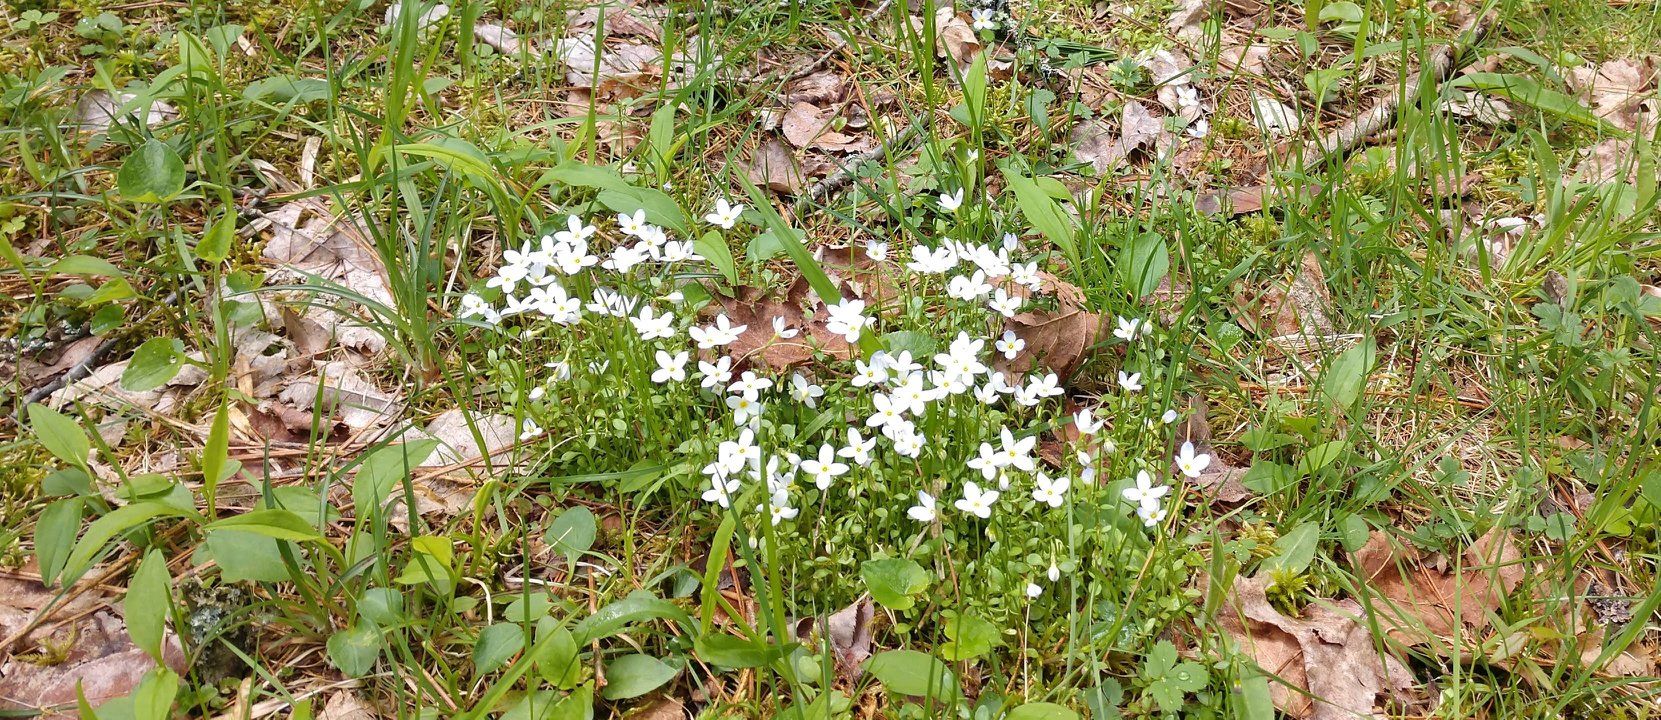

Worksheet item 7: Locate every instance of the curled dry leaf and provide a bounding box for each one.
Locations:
[783,102,877,153]
[1232,251,1335,338]
[48,356,207,416]
[716,285,855,371]
[472,23,523,54]
[0,575,188,712]
[258,197,393,358]
[1073,101,1167,174]
[1251,95,1302,136]
[1166,0,1211,43]
[74,90,178,132]
[1566,58,1655,132]
[318,691,379,720]
[1174,396,1250,503]
[1212,574,1420,720]
[277,360,402,431]
[929,7,981,66]
[1218,42,1271,77]
[796,597,874,684]
[748,138,805,195]
[1350,529,1526,645]
[787,71,847,105]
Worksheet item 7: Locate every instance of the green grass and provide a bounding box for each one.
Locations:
[2,0,1659,717]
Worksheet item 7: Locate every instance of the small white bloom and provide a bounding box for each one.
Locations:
[1073,407,1104,435]
[800,443,850,490]
[725,394,765,425]
[906,245,958,274]
[1119,371,1144,393]
[1032,472,1070,508]
[702,474,742,508]
[772,316,799,339]
[1121,470,1170,508]
[825,298,874,342]
[838,428,877,467]
[699,356,733,389]
[971,8,998,31]
[1025,582,1043,599]
[1047,563,1061,582]
[1137,502,1169,527]
[518,418,543,441]
[907,491,937,522]
[1160,409,1179,424]
[851,358,890,388]
[703,198,745,229]
[728,371,774,400]
[866,393,907,429]
[789,373,824,407]
[966,442,1002,480]
[553,215,596,245]
[1025,373,1063,400]
[617,210,650,237]
[938,188,965,213]
[759,489,799,524]
[954,481,1000,519]
[1113,316,1148,343]
[1175,441,1212,478]
[651,350,689,384]
[690,314,748,349]
[988,288,1022,317]
[630,306,676,340]
[866,240,889,262]
[1186,117,1210,139]
[946,271,992,301]
[997,427,1037,473]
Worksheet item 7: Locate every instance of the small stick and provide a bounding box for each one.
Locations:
[12,290,181,422]
[795,120,925,210]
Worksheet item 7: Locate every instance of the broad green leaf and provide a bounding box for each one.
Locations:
[1119,232,1170,298]
[694,230,737,285]
[125,549,172,664]
[694,633,775,668]
[327,625,383,677]
[204,509,321,541]
[1237,668,1276,720]
[1296,440,1347,476]
[1319,338,1377,409]
[573,591,691,644]
[1001,168,1079,268]
[474,623,526,675]
[242,75,330,103]
[1452,73,1615,131]
[864,650,958,701]
[1262,522,1319,576]
[545,506,597,569]
[504,593,554,623]
[353,440,439,515]
[64,502,185,583]
[1006,702,1079,720]
[358,588,406,626]
[204,530,289,582]
[36,498,82,584]
[882,330,937,358]
[117,139,186,203]
[29,403,91,467]
[601,654,678,700]
[121,338,186,392]
[940,613,1000,661]
[51,254,124,277]
[860,558,931,611]
[1337,514,1371,552]
[534,624,583,689]
[130,667,179,720]
[196,211,235,262]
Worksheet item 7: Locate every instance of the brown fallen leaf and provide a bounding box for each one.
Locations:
[1073,101,1166,174]
[782,102,876,153]
[1572,137,1640,184]
[317,691,379,720]
[1350,529,1526,645]
[1212,574,1420,720]
[74,90,177,133]
[1218,41,1271,77]
[748,138,805,195]
[1166,0,1210,43]
[0,575,188,713]
[277,361,402,431]
[786,71,847,105]
[796,597,873,685]
[993,309,1104,381]
[1566,58,1655,131]
[716,285,854,371]
[1175,396,1250,503]
[1232,252,1335,338]
[257,195,393,358]
[473,22,523,54]
[929,7,982,66]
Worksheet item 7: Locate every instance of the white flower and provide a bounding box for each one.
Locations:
[718,429,761,472]
[546,361,572,381]
[553,215,596,245]
[938,189,965,213]
[997,427,1037,473]
[1175,85,1201,109]
[800,444,849,490]
[759,489,799,525]
[702,474,742,508]
[851,358,890,388]
[1186,117,1210,139]
[1137,502,1168,527]
[889,373,932,414]
[659,239,699,263]
[703,198,744,229]
[825,298,874,342]
[789,373,824,407]
[551,239,599,276]
[906,245,957,274]
[1113,316,1148,342]
[1010,262,1042,292]
[772,316,799,339]
[907,491,937,522]
[603,244,650,273]
[1073,408,1104,435]
[1032,472,1070,508]
[954,481,1000,519]
[617,210,650,236]
[1118,371,1144,393]
[1121,470,1170,508]
[1025,373,1063,400]
[988,288,1022,317]
[891,427,925,458]
[586,287,638,317]
[630,306,676,340]
[946,271,992,301]
[1025,582,1043,599]
[973,379,1004,405]
[699,356,733,389]
[1047,564,1061,582]
[726,394,765,425]
[971,8,998,31]
[874,350,920,377]
[1175,441,1211,478]
[690,314,748,349]
[866,393,907,429]
[459,293,501,324]
[866,240,889,262]
[966,442,1002,480]
[728,371,774,400]
[1160,409,1179,424]
[651,350,689,384]
[838,428,876,466]
[518,418,543,441]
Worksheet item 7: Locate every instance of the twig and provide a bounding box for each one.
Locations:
[12,290,181,422]
[1313,10,1498,159]
[795,120,925,210]
[774,0,895,83]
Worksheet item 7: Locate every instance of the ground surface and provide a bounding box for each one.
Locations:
[2,0,1660,718]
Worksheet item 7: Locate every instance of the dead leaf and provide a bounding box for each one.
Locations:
[1141,49,1196,116]
[782,102,876,153]
[418,409,516,468]
[1350,529,1526,645]
[1251,95,1302,136]
[258,198,393,358]
[566,2,667,41]
[1073,101,1166,173]
[716,286,854,371]
[382,2,450,29]
[276,361,402,431]
[993,309,1104,381]
[797,598,873,685]
[930,8,981,65]
[47,357,205,416]
[0,575,188,713]
[473,23,523,54]
[787,71,847,105]
[1572,137,1639,184]
[1567,58,1654,131]
[74,90,177,132]
[1218,42,1271,77]
[553,36,662,87]
[318,691,378,720]
[1442,92,1512,125]
[747,138,805,195]
[625,696,686,720]
[1212,574,1420,720]
[1232,252,1334,338]
[1167,0,1211,43]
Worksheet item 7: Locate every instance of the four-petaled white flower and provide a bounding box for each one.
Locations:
[938,189,965,213]
[772,316,799,339]
[760,489,799,524]
[703,198,745,229]
[1114,316,1149,342]
[651,350,688,384]
[907,491,937,522]
[1073,407,1104,435]
[690,314,748,349]
[866,240,889,262]
[800,444,850,490]
[954,481,1000,519]
[971,8,998,31]
[988,288,1022,317]
[630,306,676,340]
[825,298,874,342]
[1032,472,1070,508]
[1121,470,1169,508]
[699,356,733,389]
[789,373,825,407]
[518,418,543,441]
[1119,371,1144,393]
[1175,441,1211,478]
[726,394,765,425]
[838,428,877,467]
[995,330,1025,360]
[966,442,1002,480]
[617,210,649,236]
[729,371,774,400]
[996,427,1037,473]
